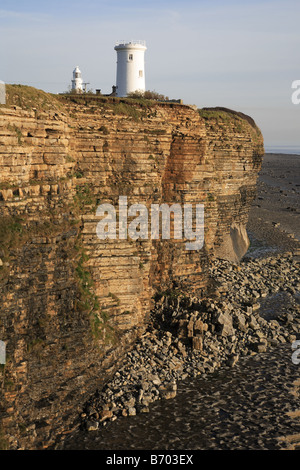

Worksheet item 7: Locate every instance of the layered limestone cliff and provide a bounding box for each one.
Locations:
[0,86,264,449]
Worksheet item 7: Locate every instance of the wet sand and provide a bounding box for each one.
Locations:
[62,345,300,450]
[247,153,300,256]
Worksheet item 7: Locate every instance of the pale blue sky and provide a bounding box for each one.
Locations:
[1,0,300,149]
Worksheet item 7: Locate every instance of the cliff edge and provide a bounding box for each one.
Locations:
[0,85,264,449]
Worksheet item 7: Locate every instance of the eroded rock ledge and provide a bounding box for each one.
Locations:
[0,86,263,449]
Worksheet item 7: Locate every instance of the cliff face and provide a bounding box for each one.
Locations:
[0,86,263,449]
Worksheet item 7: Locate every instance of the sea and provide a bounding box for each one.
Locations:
[265,145,300,155]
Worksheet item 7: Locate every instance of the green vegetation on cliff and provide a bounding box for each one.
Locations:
[198,106,264,156]
[198,106,259,131]
[3,84,64,112]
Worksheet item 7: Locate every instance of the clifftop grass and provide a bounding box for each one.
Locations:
[3,84,65,113]
[198,106,259,131]
[3,85,262,139]
[198,106,264,154]
[3,84,157,121]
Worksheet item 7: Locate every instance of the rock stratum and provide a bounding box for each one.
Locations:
[0,85,263,449]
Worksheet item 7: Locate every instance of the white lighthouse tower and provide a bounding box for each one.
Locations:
[114,40,147,97]
[71,66,83,93]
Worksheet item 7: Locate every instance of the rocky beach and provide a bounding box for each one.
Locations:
[59,152,300,451]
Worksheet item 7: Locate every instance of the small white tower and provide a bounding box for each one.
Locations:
[114,40,147,97]
[71,66,83,93]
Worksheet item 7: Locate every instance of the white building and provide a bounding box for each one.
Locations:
[114,41,147,97]
[71,66,83,93]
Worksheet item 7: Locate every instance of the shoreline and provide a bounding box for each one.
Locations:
[59,153,300,450]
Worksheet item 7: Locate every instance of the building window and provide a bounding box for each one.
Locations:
[129,54,133,61]
[139,70,143,78]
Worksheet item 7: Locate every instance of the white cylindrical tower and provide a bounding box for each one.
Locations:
[71,66,83,93]
[114,40,147,97]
